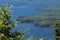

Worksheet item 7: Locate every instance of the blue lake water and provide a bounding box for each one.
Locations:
[10,6,54,40]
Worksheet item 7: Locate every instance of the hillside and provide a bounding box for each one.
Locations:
[17,13,60,27]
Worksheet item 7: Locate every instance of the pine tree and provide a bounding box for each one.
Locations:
[53,20,60,40]
[0,4,25,40]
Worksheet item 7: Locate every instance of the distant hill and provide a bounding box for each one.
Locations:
[17,13,60,27]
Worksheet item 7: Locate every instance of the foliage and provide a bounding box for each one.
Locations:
[52,20,60,40]
[0,4,25,40]
[26,36,50,40]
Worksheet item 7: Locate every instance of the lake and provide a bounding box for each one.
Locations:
[10,6,54,40]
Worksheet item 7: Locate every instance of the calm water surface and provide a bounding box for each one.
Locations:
[10,6,54,40]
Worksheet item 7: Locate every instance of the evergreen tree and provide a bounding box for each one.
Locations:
[53,20,60,40]
[0,4,25,40]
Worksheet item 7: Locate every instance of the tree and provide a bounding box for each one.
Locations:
[52,20,60,40]
[0,4,25,40]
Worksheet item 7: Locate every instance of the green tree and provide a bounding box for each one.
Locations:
[52,20,60,40]
[0,4,25,40]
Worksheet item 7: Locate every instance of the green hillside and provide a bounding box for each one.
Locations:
[17,13,60,27]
